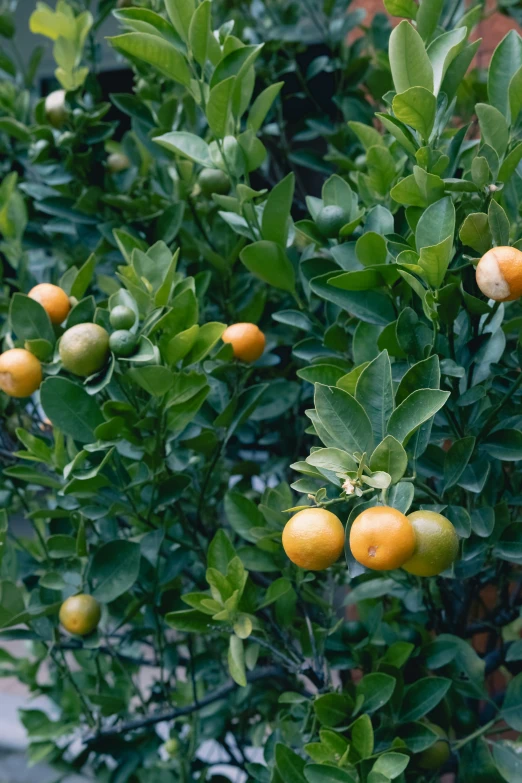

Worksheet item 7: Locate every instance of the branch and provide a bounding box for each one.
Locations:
[84,666,284,745]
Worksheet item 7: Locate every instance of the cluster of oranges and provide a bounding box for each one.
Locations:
[282,505,458,577]
[0,276,267,401]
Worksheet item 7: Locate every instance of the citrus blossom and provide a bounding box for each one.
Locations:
[282,507,345,570]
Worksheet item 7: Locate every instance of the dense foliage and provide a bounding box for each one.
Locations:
[2,1,522,782]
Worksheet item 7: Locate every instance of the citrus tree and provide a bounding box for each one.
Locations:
[1,1,522,782]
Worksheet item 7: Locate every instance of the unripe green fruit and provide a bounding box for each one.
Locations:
[110,305,135,330]
[198,168,231,196]
[164,737,179,756]
[45,89,67,129]
[59,323,110,377]
[107,152,131,173]
[417,724,450,770]
[316,205,350,238]
[110,330,137,357]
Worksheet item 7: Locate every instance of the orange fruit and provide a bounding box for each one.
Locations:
[59,594,101,636]
[222,323,265,363]
[59,323,110,377]
[28,283,71,325]
[401,510,458,577]
[282,508,345,570]
[417,724,450,770]
[349,506,416,571]
[476,246,522,301]
[0,348,42,398]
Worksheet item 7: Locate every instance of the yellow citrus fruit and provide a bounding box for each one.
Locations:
[0,348,42,398]
[45,89,67,128]
[59,323,110,377]
[28,283,71,325]
[282,508,345,570]
[108,152,131,173]
[476,246,522,301]
[222,323,265,363]
[417,724,450,770]
[349,506,416,571]
[59,594,101,636]
[401,510,459,577]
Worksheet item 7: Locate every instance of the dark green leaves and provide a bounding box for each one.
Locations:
[10,293,55,345]
[262,173,294,248]
[400,677,451,722]
[89,541,141,602]
[40,378,104,444]
[355,351,394,444]
[488,30,522,120]
[240,241,296,294]
[389,21,433,94]
[387,389,449,445]
[314,384,374,454]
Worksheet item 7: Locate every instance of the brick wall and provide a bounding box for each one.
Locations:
[351,0,522,65]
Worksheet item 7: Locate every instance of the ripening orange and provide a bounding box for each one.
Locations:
[282,507,345,570]
[401,510,459,577]
[476,246,522,301]
[349,505,416,571]
[0,348,42,398]
[59,594,101,636]
[28,283,71,325]
[222,323,265,363]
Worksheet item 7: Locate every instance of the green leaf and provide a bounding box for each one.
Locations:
[441,40,482,103]
[262,173,295,248]
[492,741,522,783]
[488,30,522,120]
[207,76,235,138]
[10,293,55,345]
[373,753,410,779]
[154,131,213,166]
[314,693,352,727]
[40,378,104,444]
[275,745,307,783]
[351,713,374,758]
[416,196,455,252]
[501,673,522,730]
[165,324,199,365]
[392,87,436,140]
[128,366,174,396]
[228,634,246,686]
[188,0,210,67]
[355,351,394,443]
[184,322,226,364]
[476,103,509,159]
[499,142,522,183]
[315,383,374,455]
[355,233,387,267]
[416,0,444,42]
[459,212,492,255]
[240,241,296,293]
[164,0,194,41]
[427,27,467,95]
[383,0,417,19]
[304,766,356,783]
[370,435,408,483]
[443,437,475,491]
[387,389,449,445]
[248,82,284,132]
[307,448,357,473]
[484,430,522,461]
[357,673,396,713]
[89,540,141,603]
[208,530,236,574]
[509,65,522,124]
[400,677,451,722]
[488,199,510,246]
[108,33,190,86]
[389,21,434,94]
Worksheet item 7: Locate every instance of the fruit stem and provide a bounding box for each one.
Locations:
[452,718,498,751]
